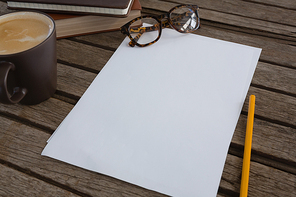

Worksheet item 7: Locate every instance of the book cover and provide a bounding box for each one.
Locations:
[7,0,135,16]
[50,0,141,39]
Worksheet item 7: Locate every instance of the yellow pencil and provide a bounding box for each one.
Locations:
[240,95,256,197]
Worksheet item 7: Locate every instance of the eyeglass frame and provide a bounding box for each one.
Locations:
[120,4,200,47]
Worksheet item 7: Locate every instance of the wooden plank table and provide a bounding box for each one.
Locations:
[1,0,296,196]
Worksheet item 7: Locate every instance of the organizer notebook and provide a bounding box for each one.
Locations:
[7,0,134,16]
[42,29,261,196]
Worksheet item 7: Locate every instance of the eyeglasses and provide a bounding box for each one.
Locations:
[120,4,200,47]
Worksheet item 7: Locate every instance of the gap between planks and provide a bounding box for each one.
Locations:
[0,159,92,197]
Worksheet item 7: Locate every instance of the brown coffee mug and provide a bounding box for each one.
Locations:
[0,11,56,105]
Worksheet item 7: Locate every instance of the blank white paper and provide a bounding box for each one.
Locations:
[42,29,261,197]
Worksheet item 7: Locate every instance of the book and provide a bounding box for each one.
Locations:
[49,0,141,39]
[7,0,134,17]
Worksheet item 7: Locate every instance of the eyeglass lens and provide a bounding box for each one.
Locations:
[129,18,160,45]
[170,6,198,32]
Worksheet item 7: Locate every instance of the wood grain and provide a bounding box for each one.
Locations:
[73,31,126,50]
[193,26,296,68]
[57,39,113,73]
[252,62,296,96]
[177,0,296,26]
[57,63,97,98]
[139,0,296,38]
[244,86,296,126]
[245,0,296,10]
[0,164,79,197]
[233,114,296,171]
[220,154,296,196]
[0,98,73,132]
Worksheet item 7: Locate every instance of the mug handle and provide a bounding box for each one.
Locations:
[0,61,28,104]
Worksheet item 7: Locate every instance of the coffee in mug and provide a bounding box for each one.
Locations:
[0,13,51,55]
[0,11,56,105]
